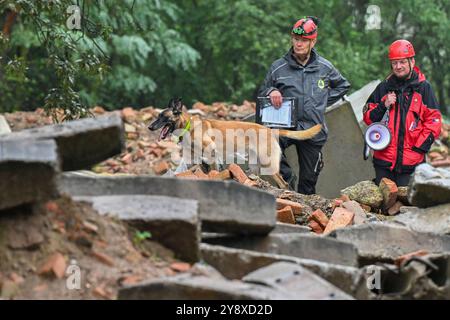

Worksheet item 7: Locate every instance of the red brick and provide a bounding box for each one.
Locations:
[431,157,450,168]
[91,250,115,267]
[122,107,136,119]
[38,252,67,279]
[193,168,209,179]
[276,206,296,224]
[121,153,133,165]
[208,170,220,179]
[394,250,429,267]
[323,207,355,235]
[387,201,404,216]
[308,220,324,234]
[228,164,248,184]
[170,262,191,273]
[276,198,304,216]
[428,152,444,161]
[153,161,169,175]
[243,178,258,187]
[379,178,398,209]
[308,209,329,229]
[175,171,198,179]
[339,194,351,202]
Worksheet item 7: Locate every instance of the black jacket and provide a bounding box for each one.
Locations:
[259,48,350,144]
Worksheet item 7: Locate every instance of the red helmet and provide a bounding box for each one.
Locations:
[388,40,415,60]
[292,17,318,39]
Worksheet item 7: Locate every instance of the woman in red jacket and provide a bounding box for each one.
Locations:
[363,40,442,186]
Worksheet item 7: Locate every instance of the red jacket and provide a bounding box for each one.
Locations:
[363,67,442,173]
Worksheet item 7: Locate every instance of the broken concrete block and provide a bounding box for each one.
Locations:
[271,222,311,234]
[276,206,295,224]
[119,262,353,300]
[330,223,450,263]
[118,273,294,300]
[379,178,398,209]
[0,139,59,211]
[242,262,353,299]
[323,208,354,235]
[58,173,276,235]
[1,113,124,171]
[202,233,359,267]
[73,195,200,263]
[342,201,367,225]
[341,181,383,209]
[408,163,450,208]
[393,203,450,235]
[200,244,366,298]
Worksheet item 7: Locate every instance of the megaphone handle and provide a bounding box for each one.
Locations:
[363,142,370,160]
[381,109,390,125]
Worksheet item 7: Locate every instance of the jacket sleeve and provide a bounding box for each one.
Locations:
[363,82,389,125]
[258,64,278,97]
[327,66,350,106]
[412,81,442,154]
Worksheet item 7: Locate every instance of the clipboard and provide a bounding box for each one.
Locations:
[256,96,298,128]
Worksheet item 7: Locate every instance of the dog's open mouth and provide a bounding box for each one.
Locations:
[159,124,172,141]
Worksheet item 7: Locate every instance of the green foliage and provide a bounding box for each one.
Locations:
[0,0,448,116]
[133,230,152,247]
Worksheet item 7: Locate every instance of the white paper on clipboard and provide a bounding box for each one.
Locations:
[261,101,292,125]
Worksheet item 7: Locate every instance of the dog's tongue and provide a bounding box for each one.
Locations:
[159,126,169,141]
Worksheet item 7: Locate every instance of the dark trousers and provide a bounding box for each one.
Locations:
[374,166,411,187]
[279,137,324,195]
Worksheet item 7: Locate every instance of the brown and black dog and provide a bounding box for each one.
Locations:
[148,98,321,184]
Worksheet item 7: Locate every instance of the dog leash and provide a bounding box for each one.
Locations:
[172,118,191,144]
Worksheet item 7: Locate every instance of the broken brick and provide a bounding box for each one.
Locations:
[38,252,67,279]
[394,250,429,267]
[92,250,115,267]
[228,164,248,184]
[431,157,450,168]
[193,168,209,179]
[339,194,351,202]
[276,198,304,216]
[122,107,136,119]
[323,207,355,235]
[243,178,258,187]
[276,206,296,224]
[308,209,329,229]
[208,170,220,179]
[153,161,169,175]
[387,201,404,216]
[379,178,398,209]
[175,170,198,179]
[121,153,133,165]
[308,220,324,234]
[170,262,191,273]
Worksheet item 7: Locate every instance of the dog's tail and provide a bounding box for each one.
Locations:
[278,124,322,140]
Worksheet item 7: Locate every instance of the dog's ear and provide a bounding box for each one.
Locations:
[172,97,183,115]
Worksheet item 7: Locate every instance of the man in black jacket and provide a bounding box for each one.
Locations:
[259,17,350,194]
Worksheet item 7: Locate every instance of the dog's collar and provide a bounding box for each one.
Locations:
[172,118,191,144]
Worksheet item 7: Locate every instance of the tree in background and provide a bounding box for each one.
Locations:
[0,0,448,117]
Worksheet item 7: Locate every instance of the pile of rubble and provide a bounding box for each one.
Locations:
[1,105,450,300]
[428,122,450,168]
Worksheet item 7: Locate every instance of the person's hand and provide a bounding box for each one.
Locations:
[269,90,283,109]
[384,91,396,109]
